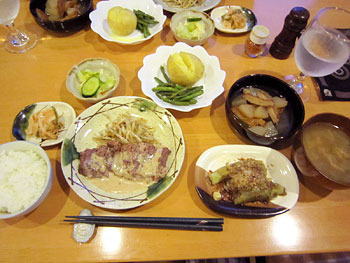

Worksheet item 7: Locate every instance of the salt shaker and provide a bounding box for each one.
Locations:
[245,25,270,58]
[269,7,310,59]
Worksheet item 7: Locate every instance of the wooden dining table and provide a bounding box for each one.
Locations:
[1,0,350,262]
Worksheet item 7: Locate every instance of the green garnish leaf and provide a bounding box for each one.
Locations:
[147,176,172,199]
[62,139,80,166]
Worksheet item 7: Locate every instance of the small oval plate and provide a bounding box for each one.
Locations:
[12,101,76,147]
[195,145,299,217]
[210,6,257,33]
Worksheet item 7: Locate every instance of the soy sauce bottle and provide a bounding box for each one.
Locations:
[269,7,310,59]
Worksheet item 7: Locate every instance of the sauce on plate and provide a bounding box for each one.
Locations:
[89,176,148,194]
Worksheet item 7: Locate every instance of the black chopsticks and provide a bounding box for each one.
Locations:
[64,216,224,231]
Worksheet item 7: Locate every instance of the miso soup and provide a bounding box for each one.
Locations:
[302,122,350,185]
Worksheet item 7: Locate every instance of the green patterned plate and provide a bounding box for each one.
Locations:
[61,96,185,209]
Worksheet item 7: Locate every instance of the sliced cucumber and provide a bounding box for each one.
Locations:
[99,79,115,94]
[81,76,100,97]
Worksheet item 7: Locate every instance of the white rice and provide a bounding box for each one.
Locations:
[0,149,48,214]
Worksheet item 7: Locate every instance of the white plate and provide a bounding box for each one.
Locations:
[61,96,185,210]
[138,42,226,112]
[153,0,221,13]
[210,6,257,33]
[89,0,166,45]
[12,101,76,147]
[195,145,299,216]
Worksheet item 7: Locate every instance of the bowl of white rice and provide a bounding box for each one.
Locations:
[0,141,53,219]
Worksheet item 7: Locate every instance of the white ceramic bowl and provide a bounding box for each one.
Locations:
[170,10,215,46]
[0,141,53,219]
[66,58,120,104]
[138,42,226,112]
[89,0,166,45]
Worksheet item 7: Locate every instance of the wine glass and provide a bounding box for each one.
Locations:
[0,0,37,53]
[288,7,350,101]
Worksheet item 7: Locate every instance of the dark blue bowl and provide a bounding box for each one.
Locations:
[225,74,305,149]
[29,0,93,33]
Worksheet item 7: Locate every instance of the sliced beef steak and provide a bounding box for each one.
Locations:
[78,141,171,183]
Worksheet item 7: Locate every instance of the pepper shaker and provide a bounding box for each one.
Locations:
[269,7,310,59]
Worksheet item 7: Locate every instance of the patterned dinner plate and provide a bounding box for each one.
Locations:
[61,96,185,209]
[195,145,299,217]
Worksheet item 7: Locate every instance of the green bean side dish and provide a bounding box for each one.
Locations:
[153,66,204,106]
[134,10,159,38]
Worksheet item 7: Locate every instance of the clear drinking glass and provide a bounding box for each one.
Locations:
[288,7,350,101]
[0,0,37,53]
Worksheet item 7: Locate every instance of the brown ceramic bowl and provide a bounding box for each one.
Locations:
[291,113,350,190]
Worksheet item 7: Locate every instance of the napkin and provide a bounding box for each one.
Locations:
[314,29,350,101]
[314,58,350,101]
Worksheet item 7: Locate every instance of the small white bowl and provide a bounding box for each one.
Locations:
[170,10,215,46]
[89,0,166,45]
[66,58,120,104]
[0,141,53,219]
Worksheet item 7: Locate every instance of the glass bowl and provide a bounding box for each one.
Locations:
[170,10,215,46]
